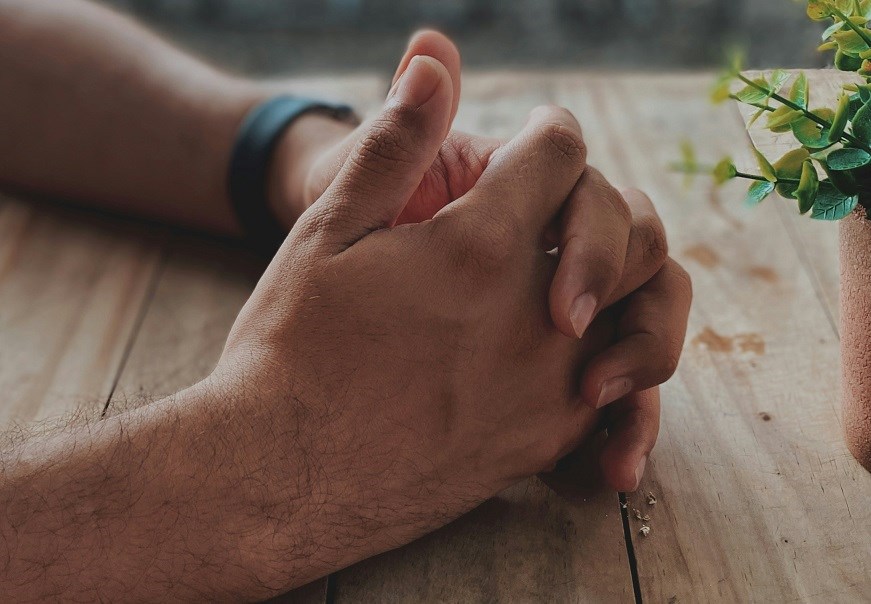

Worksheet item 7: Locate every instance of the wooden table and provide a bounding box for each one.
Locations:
[1,72,869,602]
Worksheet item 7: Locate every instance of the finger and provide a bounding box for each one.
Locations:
[397,131,502,225]
[581,259,692,409]
[392,30,462,125]
[549,167,632,339]
[313,55,453,248]
[452,105,587,244]
[599,388,661,492]
[317,30,463,189]
[606,188,669,305]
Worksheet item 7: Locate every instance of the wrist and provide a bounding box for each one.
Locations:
[267,112,356,230]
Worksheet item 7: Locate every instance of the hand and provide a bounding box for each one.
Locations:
[271,30,693,493]
[213,54,667,592]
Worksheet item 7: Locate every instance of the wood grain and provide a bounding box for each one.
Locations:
[0,197,161,426]
[5,71,870,603]
[562,73,871,602]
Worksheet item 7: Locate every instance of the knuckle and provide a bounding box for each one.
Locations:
[659,345,682,380]
[536,121,587,165]
[636,213,669,269]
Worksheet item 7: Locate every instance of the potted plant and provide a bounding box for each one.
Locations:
[676,0,871,472]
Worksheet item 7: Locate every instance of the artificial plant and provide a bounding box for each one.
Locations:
[676,0,871,220]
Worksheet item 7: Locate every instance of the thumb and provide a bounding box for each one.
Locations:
[315,55,453,248]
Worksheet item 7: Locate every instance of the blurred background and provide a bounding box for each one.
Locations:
[100,0,827,77]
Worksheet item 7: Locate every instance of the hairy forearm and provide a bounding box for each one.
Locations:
[0,0,352,235]
[0,384,307,601]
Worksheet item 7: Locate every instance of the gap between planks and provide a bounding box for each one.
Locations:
[100,239,169,416]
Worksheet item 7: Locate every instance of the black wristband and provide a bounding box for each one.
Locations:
[228,95,355,254]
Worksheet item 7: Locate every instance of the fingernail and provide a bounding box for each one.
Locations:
[634,456,648,491]
[388,55,441,108]
[569,293,597,339]
[597,377,633,409]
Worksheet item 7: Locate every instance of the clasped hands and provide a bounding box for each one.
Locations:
[207,31,691,584]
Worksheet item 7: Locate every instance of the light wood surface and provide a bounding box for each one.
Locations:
[1,71,869,602]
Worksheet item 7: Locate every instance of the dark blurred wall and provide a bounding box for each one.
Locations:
[99,0,826,75]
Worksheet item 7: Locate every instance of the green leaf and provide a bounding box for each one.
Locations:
[774,148,811,198]
[748,107,767,127]
[768,70,791,94]
[827,147,871,170]
[753,146,778,182]
[713,158,738,184]
[789,72,810,109]
[745,180,776,206]
[829,93,852,141]
[836,49,864,70]
[680,140,696,169]
[711,77,732,104]
[766,106,804,130]
[852,99,871,141]
[796,161,820,214]
[808,0,832,19]
[811,183,860,220]
[823,20,846,40]
[834,30,871,55]
[823,163,860,193]
[735,79,772,105]
[792,117,834,149]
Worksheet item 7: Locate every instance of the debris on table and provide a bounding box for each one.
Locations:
[633,508,651,522]
[639,525,651,537]
[646,491,657,506]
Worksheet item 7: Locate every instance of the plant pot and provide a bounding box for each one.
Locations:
[840,208,871,472]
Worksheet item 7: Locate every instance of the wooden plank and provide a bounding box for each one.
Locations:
[103,75,386,603]
[559,73,871,602]
[0,196,162,426]
[332,71,635,603]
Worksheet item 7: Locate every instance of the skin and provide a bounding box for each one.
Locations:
[0,1,693,599]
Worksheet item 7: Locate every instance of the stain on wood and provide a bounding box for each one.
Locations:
[747,265,779,283]
[683,243,720,268]
[692,327,765,356]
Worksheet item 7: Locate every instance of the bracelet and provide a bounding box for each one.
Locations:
[227,95,356,254]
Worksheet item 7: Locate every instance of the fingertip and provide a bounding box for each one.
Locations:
[527,104,584,134]
[394,29,462,121]
[596,377,634,409]
[388,55,441,107]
